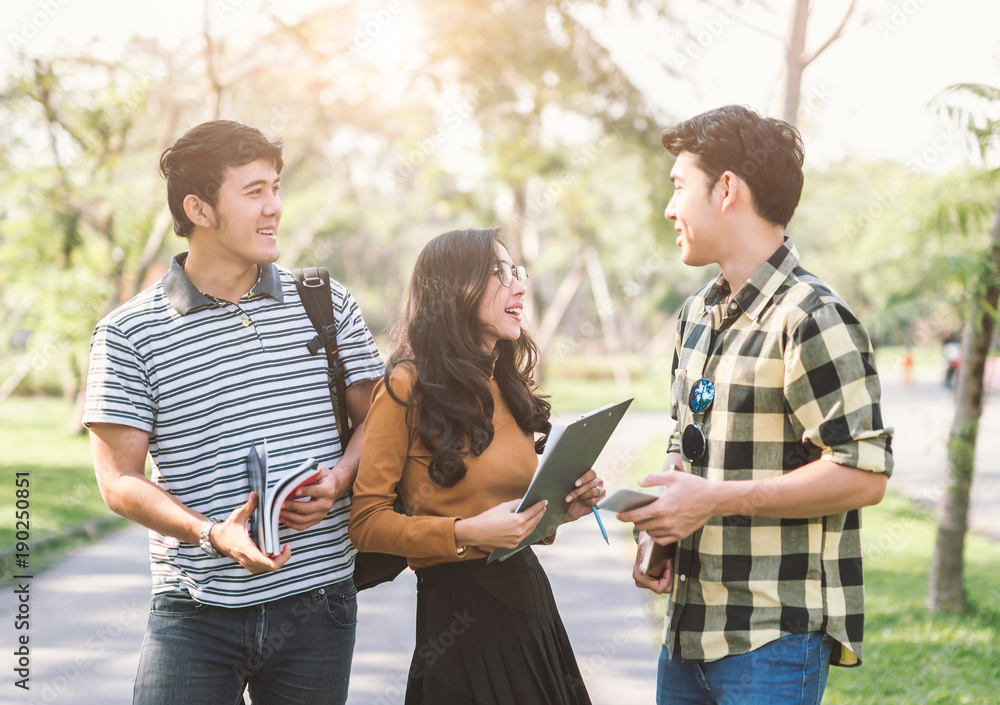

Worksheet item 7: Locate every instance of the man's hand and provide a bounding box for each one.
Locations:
[620,457,888,539]
[619,469,718,545]
[633,532,673,595]
[279,464,351,531]
[212,493,292,574]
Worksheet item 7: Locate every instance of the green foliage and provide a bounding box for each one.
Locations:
[825,492,1000,704]
[935,83,1000,162]
[1,1,692,401]
[793,159,997,346]
[0,397,124,579]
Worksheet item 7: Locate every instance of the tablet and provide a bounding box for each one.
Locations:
[597,487,659,513]
[487,398,633,563]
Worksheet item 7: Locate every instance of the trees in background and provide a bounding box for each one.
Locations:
[0,0,686,411]
[926,83,1000,613]
[4,0,1000,616]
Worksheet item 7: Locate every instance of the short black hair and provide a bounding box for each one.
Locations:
[661,105,804,228]
[158,120,284,237]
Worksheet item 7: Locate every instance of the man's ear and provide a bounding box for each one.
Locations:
[183,194,215,229]
[717,171,741,213]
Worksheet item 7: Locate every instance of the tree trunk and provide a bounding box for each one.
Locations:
[506,184,540,329]
[534,261,585,360]
[583,245,631,397]
[927,192,1000,612]
[779,0,809,126]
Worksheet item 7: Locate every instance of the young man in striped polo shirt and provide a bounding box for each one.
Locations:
[83,120,384,705]
[619,105,893,704]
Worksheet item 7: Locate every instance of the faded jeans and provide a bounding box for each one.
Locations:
[133,580,356,705]
[657,631,835,705]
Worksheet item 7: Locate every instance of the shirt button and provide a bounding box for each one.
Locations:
[241,318,251,327]
[318,588,325,595]
[728,302,738,312]
[679,574,687,582]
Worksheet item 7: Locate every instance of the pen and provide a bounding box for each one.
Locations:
[591,505,609,544]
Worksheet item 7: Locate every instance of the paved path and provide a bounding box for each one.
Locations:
[0,412,667,705]
[3,376,999,704]
[877,371,1000,540]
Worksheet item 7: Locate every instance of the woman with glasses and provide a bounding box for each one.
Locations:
[349,227,600,705]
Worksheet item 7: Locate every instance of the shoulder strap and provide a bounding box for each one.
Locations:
[293,267,354,445]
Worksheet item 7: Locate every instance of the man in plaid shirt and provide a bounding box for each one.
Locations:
[618,105,893,705]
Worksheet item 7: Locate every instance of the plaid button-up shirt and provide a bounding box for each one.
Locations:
[665,239,893,667]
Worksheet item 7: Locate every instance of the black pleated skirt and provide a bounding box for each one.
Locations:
[405,548,592,705]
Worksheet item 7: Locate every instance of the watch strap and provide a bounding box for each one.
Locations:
[199,519,221,557]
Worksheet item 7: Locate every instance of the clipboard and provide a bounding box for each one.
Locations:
[487,398,633,563]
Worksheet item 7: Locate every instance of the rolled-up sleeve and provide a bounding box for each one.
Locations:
[784,303,893,476]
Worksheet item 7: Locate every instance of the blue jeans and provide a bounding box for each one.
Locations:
[656,632,834,705]
[134,580,357,705]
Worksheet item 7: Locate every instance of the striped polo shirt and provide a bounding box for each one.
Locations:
[83,253,384,607]
[665,239,893,667]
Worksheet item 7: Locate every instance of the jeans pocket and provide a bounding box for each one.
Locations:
[150,589,207,618]
[318,586,358,630]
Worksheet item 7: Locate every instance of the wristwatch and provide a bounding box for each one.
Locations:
[199,519,221,558]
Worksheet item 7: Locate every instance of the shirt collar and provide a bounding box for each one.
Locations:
[736,238,800,321]
[163,252,285,316]
[695,238,800,321]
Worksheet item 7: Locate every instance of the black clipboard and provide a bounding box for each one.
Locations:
[487,398,633,563]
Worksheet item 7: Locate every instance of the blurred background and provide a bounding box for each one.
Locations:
[1,1,999,703]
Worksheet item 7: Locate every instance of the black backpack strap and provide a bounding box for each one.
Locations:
[293,267,354,445]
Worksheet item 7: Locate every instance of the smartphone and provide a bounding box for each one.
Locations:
[640,540,676,578]
[597,487,659,513]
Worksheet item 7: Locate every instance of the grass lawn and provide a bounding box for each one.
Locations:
[630,438,1000,705]
[539,354,673,414]
[0,396,125,579]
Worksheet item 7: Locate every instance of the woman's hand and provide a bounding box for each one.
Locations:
[454,499,548,549]
[562,469,605,523]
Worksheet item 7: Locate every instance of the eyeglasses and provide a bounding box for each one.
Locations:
[681,377,715,462]
[493,261,528,288]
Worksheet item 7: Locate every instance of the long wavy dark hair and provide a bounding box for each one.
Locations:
[386,227,551,487]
